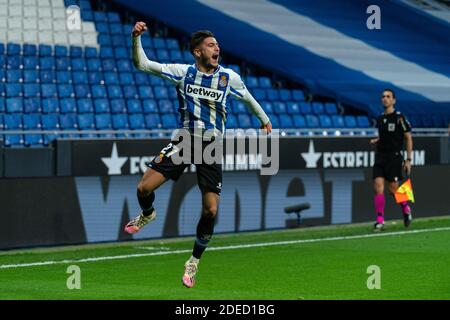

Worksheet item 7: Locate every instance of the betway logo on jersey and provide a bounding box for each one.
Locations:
[301,140,425,169]
[186,84,224,102]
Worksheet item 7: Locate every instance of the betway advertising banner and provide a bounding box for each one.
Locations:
[65,136,441,176]
[1,166,449,249]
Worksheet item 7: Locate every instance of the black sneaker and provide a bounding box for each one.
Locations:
[373,222,384,232]
[403,213,412,228]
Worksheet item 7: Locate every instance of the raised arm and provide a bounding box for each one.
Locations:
[131,21,163,75]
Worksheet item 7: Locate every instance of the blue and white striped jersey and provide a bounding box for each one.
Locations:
[159,63,251,133]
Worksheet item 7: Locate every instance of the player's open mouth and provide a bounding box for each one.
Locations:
[212,54,219,62]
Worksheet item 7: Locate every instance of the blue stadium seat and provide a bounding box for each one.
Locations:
[305,114,319,128]
[95,114,112,129]
[273,102,287,114]
[7,43,20,55]
[150,76,165,86]
[58,84,74,98]
[331,115,345,128]
[23,44,37,56]
[161,114,177,129]
[73,71,88,84]
[24,70,38,83]
[110,35,126,48]
[40,70,56,83]
[169,50,183,62]
[153,38,166,49]
[39,44,52,56]
[238,114,252,128]
[109,24,122,35]
[74,84,91,98]
[23,84,40,98]
[23,56,38,70]
[56,57,70,70]
[54,45,68,57]
[261,101,273,114]
[112,114,129,129]
[166,38,179,50]
[135,73,150,85]
[245,76,259,88]
[95,22,109,33]
[279,114,294,128]
[102,59,116,71]
[266,89,279,101]
[145,114,161,128]
[78,114,95,129]
[233,101,247,114]
[226,114,238,129]
[24,98,41,113]
[100,47,114,59]
[60,98,77,114]
[129,114,146,129]
[123,85,138,99]
[279,89,292,101]
[153,86,169,99]
[293,114,306,128]
[344,115,357,128]
[325,102,338,115]
[291,89,305,101]
[117,59,131,72]
[6,83,22,97]
[107,85,123,99]
[40,57,55,70]
[168,87,178,100]
[77,98,94,113]
[43,100,59,116]
[319,115,332,128]
[72,58,86,71]
[98,34,112,46]
[312,102,324,115]
[23,114,41,129]
[85,47,98,58]
[158,99,174,114]
[138,86,153,99]
[41,84,57,98]
[119,73,134,85]
[356,115,371,127]
[6,56,21,69]
[268,114,279,127]
[286,102,300,114]
[24,134,43,147]
[114,47,128,59]
[104,72,119,85]
[252,89,266,100]
[300,102,312,114]
[88,72,103,85]
[91,85,107,99]
[4,135,23,147]
[142,99,158,114]
[6,97,23,113]
[94,99,110,114]
[7,70,22,82]
[4,114,22,129]
[70,46,83,58]
[107,12,120,23]
[156,49,170,62]
[57,71,72,84]
[41,114,59,129]
[258,77,271,88]
[0,98,4,113]
[60,114,78,129]
[110,99,127,113]
[127,99,143,114]
[87,58,102,71]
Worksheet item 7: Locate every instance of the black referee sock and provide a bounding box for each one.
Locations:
[137,189,155,216]
[192,215,216,259]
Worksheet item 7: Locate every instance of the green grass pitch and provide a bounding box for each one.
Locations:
[0,216,449,300]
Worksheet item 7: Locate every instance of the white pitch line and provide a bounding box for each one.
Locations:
[1,227,449,270]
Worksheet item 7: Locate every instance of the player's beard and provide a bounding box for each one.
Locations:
[200,55,218,70]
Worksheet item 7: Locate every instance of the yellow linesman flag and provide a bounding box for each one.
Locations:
[394,178,415,203]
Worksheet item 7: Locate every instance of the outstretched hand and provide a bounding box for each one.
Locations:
[132,21,148,37]
[261,121,272,134]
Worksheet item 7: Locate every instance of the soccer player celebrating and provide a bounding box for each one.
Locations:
[371,89,413,231]
[124,22,272,288]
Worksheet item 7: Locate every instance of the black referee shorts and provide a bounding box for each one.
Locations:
[146,139,222,195]
[372,152,404,182]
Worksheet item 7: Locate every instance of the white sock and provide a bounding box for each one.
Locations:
[189,256,200,264]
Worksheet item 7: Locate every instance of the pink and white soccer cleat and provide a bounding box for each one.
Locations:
[182,260,198,288]
[124,209,156,234]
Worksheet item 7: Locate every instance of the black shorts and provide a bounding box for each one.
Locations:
[372,152,404,182]
[146,139,222,195]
